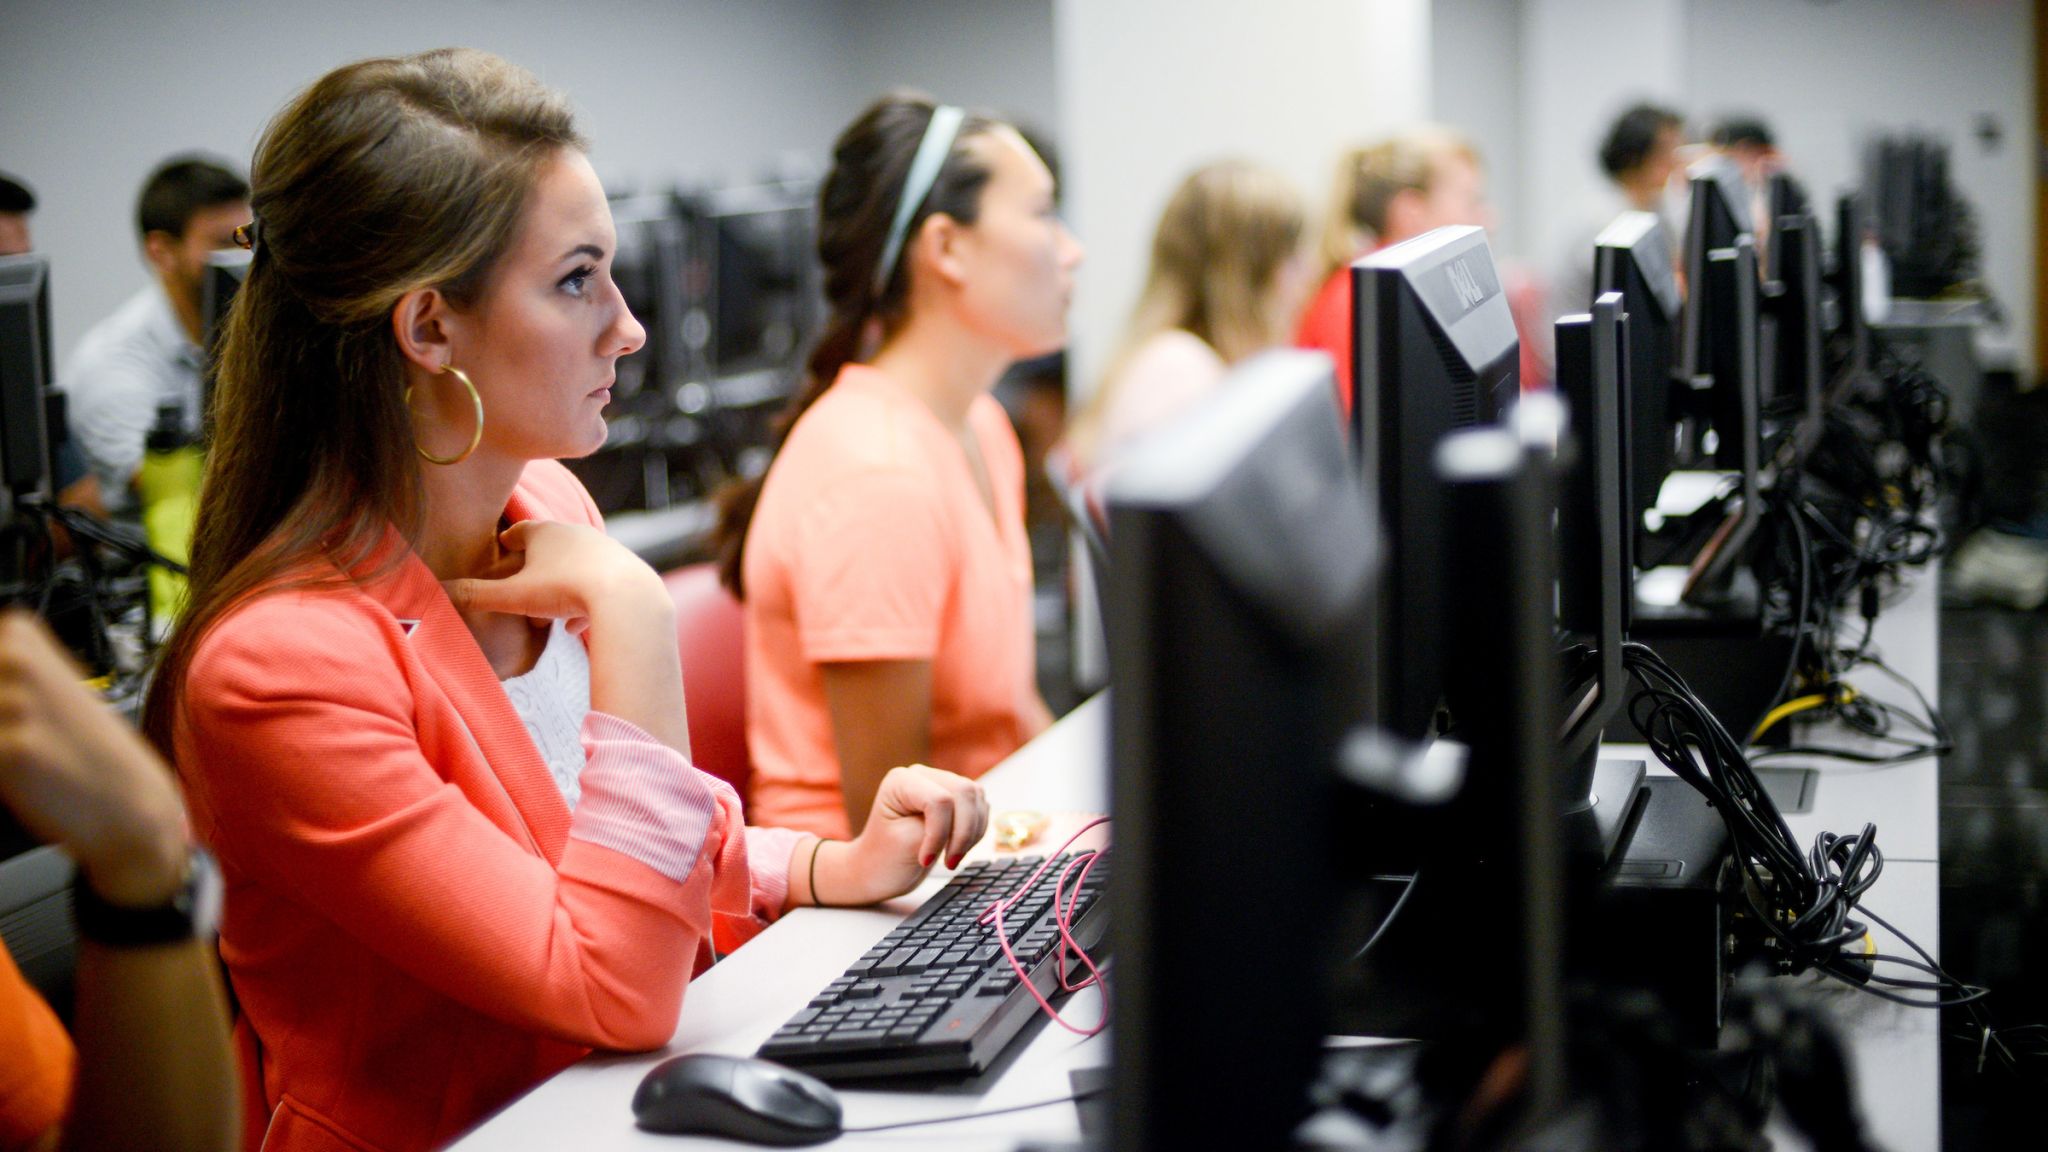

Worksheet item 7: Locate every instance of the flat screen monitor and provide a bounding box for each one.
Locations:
[0,254,52,496]
[1767,170,1809,226]
[1681,168,1763,476]
[1683,237,1765,600]
[200,248,251,435]
[1104,349,1376,1149]
[1829,192,1870,380]
[199,248,249,357]
[1766,211,1824,439]
[1554,294,1630,764]
[1594,211,1680,539]
[1678,158,1752,423]
[608,194,692,405]
[1351,224,1519,741]
[701,182,821,389]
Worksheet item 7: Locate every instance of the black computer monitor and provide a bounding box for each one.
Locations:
[1103,349,1377,1148]
[1764,211,1824,442]
[608,194,693,405]
[1594,211,1680,542]
[0,254,53,497]
[1351,224,1519,741]
[1680,163,1757,472]
[1683,237,1765,601]
[1553,296,1648,863]
[1828,192,1871,381]
[199,248,251,435]
[1554,296,1630,747]
[701,181,821,390]
[1766,170,1809,227]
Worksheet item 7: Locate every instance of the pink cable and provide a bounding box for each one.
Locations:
[977,817,1110,1036]
[1053,852,1103,992]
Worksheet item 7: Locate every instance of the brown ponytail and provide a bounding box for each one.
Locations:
[712,93,1002,598]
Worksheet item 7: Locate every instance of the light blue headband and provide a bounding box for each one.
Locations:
[872,104,966,299]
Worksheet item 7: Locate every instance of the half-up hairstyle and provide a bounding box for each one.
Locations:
[712,92,1005,598]
[145,48,584,755]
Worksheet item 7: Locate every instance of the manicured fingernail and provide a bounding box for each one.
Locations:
[946,854,962,869]
[920,853,935,868]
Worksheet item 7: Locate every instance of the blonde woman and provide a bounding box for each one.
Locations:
[1067,160,1307,475]
[1295,128,1490,413]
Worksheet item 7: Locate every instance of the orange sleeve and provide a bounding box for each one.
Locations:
[0,944,72,1149]
[182,596,728,1053]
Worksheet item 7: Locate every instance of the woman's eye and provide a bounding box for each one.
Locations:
[560,266,596,297]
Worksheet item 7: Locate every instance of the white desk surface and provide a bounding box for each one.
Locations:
[457,563,1945,1150]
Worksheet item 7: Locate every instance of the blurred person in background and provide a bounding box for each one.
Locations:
[1552,101,1688,317]
[1296,126,1549,405]
[61,157,248,514]
[1064,159,1308,477]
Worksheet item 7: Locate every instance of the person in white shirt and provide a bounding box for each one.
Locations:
[1553,103,1687,317]
[1064,160,1308,478]
[62,156,248,511]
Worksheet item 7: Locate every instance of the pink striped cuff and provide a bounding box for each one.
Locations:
[571,711,720,885]
[743,825,806,917]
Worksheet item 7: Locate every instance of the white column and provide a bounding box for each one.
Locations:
[1053,0,1431,397]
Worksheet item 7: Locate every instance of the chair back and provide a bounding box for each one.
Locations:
[664,563,752,798]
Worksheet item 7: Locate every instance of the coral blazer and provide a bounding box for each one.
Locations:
[174,462,787,1152]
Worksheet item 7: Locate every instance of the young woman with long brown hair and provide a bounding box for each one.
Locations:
[144,51,986,1151]
[712,94,1083,840]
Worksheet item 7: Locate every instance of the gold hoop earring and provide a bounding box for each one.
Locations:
[404,364,485,466]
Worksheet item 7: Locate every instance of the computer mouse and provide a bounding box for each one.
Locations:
[631,1052,844,1145]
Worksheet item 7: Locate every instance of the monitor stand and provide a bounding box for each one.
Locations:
[1563,754,1648,865]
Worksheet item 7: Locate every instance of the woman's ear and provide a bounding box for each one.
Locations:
[391,287,452,374]
[916,213,970,291]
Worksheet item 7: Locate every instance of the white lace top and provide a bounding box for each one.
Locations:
[499,619,593,810]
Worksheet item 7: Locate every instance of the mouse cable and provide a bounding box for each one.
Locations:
[978,816,1111,1037]
[837,1083,1108,1135]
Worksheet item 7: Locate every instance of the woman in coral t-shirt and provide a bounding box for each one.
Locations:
[715,93,1084,839]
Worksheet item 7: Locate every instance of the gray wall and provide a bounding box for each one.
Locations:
[1053,0,1431,392]
[839,0,1060,140]
[0,0,1056,374]
[1428,0,1526,261]
[1434,0,2033,369]
[1683,0,2032,367]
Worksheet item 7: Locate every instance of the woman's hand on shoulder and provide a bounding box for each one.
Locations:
[443,520,668,633]
[813,766,989,906]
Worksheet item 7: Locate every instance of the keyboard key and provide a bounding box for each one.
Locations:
[825,1028,894,1049]
[872,947,919,976]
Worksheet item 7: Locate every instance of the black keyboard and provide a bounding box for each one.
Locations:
[757,851,1111,1082]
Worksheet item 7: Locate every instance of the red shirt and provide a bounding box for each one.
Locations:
[1294,266,1357,422]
